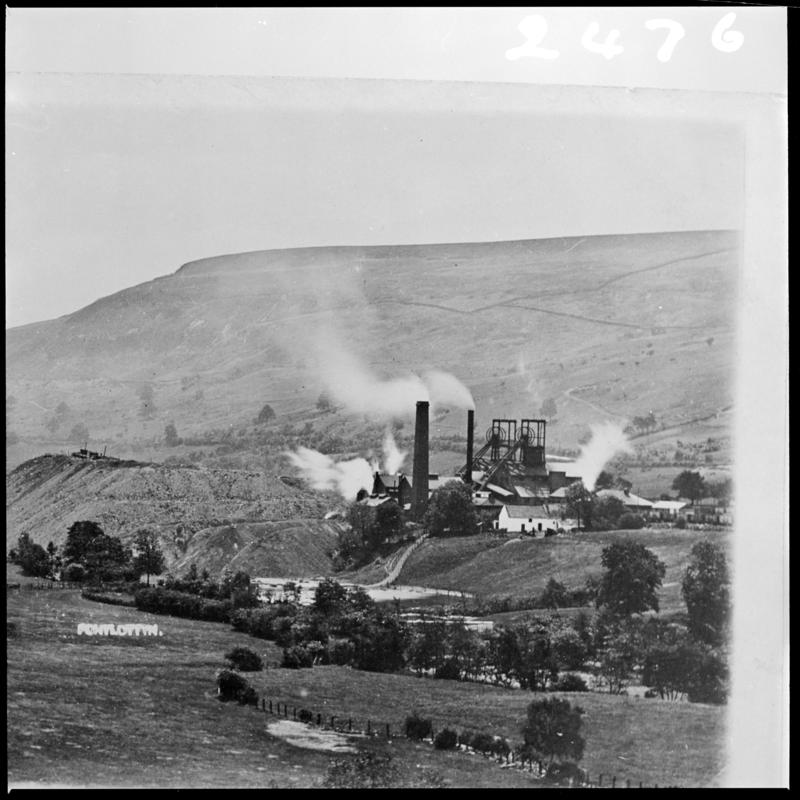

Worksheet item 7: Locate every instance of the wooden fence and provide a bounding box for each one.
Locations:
[7,581,83,591]
[250,693,678,788]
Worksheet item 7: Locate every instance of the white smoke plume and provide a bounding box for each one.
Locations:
[570,422,633,490]
[515,353,541,409]
[382,428,406,474]
[316,336,473,419]
[285,446,375,500]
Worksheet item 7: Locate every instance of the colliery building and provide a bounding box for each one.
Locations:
[363,402,582,534]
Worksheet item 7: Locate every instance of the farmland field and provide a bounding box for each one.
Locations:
[8,584,726,787]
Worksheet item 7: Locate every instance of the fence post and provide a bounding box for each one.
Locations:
[317,713,322,726]
[284,704,288,718]
[261,698,266,712]
[269,700,273,714]
[599,774,603,787]
[612,776,616,788]
[348,718,352,732]
[639,782,643,789]
[386,723,391,739]
[626,779,631,789]
[367,720,371,735]
[331,716,335,729]
[293,707,297,720]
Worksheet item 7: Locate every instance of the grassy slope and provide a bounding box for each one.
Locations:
[252,665,725,788]
[399,529,731,613]
[6,588,536,788]
[8,587,725,788]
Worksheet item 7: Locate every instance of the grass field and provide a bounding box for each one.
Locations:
[6,588,540,788]
[251,664,726,788]
[399,528,731,614]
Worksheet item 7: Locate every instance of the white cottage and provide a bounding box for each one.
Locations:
[495,505,565,537]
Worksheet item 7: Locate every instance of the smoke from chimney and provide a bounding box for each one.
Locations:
[382,428,406,474]
[411,401,430,520]
[571,421,633,490]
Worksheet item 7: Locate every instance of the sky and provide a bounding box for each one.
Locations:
[4,7,784,328]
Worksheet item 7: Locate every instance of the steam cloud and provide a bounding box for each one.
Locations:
[570,422,633,490]
[285,446,375,500]
[382,428,406,474]
[316,338,473,419]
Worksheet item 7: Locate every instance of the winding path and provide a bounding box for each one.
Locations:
[362,535,428,589]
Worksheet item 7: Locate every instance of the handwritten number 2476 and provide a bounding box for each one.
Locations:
[506,13,744,63]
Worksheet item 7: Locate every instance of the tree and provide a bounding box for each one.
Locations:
[423,481,478,537]
[564,481,594,530]
[596,541,666,617]
[313,578,349,616]
[13,533,50,577]
[682,541,731,646]
[255,403,276,424]
[522,697,585,770]
[164,422,181,447]
[373,501,403,545]
[594,470,615,490]
[63,521,132,582]
[590,496,625,531]
[672,470,707,504]
[132,529,165,586]
[595,617,642,694]
[706,477,733,503]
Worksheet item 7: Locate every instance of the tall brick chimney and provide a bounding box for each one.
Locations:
[464,409,474,485]
[411,400,430,521]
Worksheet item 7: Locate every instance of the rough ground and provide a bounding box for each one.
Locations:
[6,454,344,576]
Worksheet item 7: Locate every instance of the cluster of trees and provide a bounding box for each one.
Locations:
[631,412,658,434]
[9,523,166,585]
[563,481,638,530]
[134,566,261,621]
[231,578,409,673]
[337,501,405,568]
[672,470,732,504]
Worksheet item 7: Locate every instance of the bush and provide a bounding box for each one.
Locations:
[297,708,314,723]
[675,517,687,529]
[546,761,584,785]
[434,659,461,681]
[238,685,259,706]
[329,638,356,666]
[216,669,250,702]
[404,713,433,741]
[433,728,458,750]
[554,673,589,692]
[469,731,496,754]
[134,587,233,623]
[62,563,87,583]
[225,646,264,672]
[490,736,511,758]
[618,513,645,530]
[282,645,314,669]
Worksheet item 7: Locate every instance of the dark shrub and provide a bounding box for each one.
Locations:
[490,737,511,758]
[329,638,356,666]
[62,563,87,583]
[458,731,476,749]
[434,659,461,681]
[554,673,589,692]
[238,685,259,706]
[470,731,495,753]
[546,761,584,785]
[282,645,314,669]
[216,669,249,702]
[225,646,263,672]
[618,513,645,530]
[7,622,18,637]
[675,517,687,529]
[433,728,458,750]
[404,713,433,741]
[298,708,314,723]
[644,688,658,698]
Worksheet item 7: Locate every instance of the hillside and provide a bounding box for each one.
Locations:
[6,230,738,476]
[394,529,731,614]
[5,454,343,576]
